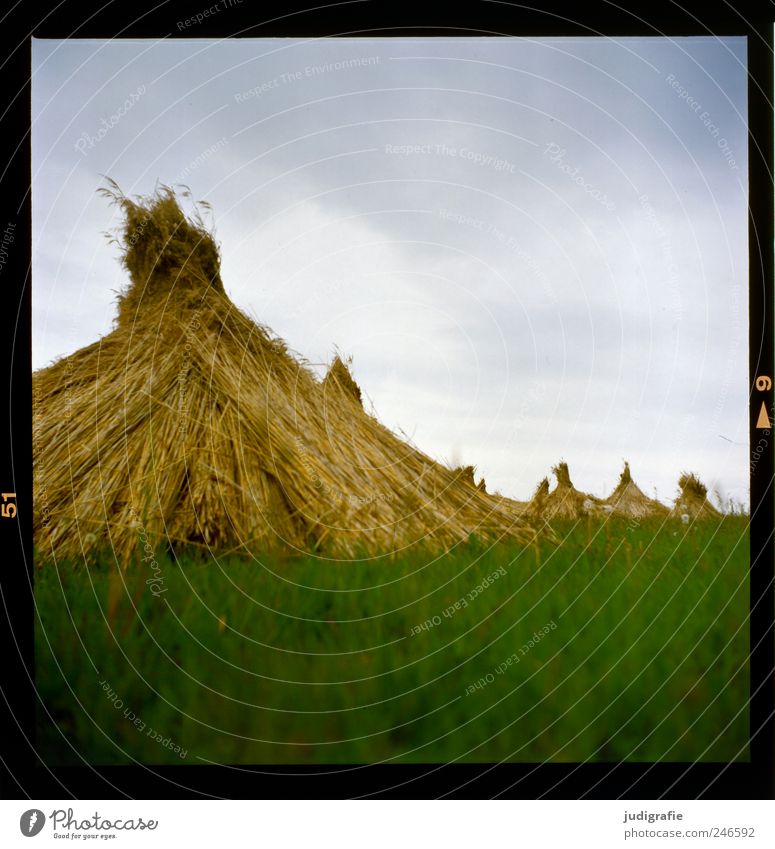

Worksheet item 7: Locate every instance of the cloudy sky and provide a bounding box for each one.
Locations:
[32,36,748,506]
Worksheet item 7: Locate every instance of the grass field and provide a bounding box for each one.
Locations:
[34,515,749,765]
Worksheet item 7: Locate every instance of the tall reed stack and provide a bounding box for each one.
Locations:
[32,184,538,562]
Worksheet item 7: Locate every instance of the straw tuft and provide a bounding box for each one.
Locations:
[33,184,540,562]
[527,462,601,521]
[98,180,224,329]
[322,355,363,406]
[526,477,550,519]
[453,465,477,487]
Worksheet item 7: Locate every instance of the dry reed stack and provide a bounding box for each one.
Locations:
[672,472,722,520]
[531,462,601,521]
[525,476,550,522]
[32,184,539,562]
[606,461,668,519]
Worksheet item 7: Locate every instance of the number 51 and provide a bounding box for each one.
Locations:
[2,492,16,519]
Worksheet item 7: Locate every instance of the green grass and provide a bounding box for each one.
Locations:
[34,516,749,765]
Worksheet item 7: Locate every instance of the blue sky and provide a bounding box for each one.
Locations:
[32,36,749,505]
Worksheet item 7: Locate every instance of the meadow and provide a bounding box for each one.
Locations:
[34,515,749,765]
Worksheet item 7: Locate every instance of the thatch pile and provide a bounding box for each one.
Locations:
[528,462,600,521]
[672,472,721,520]
[322,355,363,407]
[454,465,477,487]
[524,462,724,524]
[606,461,668,519]
[32,185,539,562]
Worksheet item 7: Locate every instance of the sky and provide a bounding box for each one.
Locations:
[31,36,749,506]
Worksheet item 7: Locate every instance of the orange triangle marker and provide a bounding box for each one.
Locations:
[756,401,771,429]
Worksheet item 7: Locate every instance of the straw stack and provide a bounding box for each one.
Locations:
[524,476,549,520]
[671,472,722,520]
[528,462,601,521]
[32,184,539,562]
[605,461,669,519]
